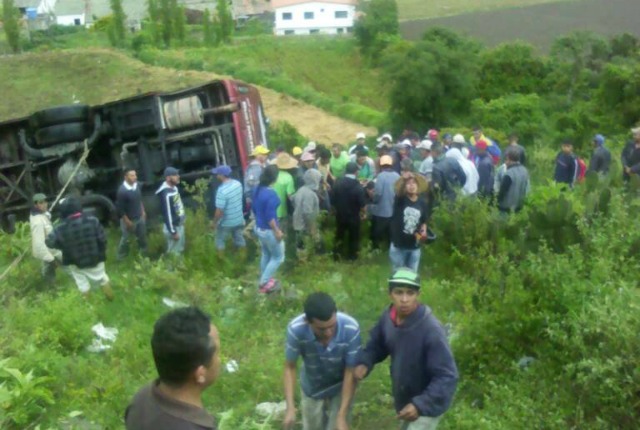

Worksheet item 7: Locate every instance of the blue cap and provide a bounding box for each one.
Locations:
[593,134,605,146]
[211,165,232,177]
[164,167,179,176]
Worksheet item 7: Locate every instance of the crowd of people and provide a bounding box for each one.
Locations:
[24,125,640,429]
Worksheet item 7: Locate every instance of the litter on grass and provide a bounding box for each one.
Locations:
[162,297,188,308]
[255,401,287,418]
[87,323,118,353]
[225,360,239,373]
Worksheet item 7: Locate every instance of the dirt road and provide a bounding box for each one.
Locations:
[0,49,376,145]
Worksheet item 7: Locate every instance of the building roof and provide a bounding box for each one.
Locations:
[271,0,357,8]
[233,0,272,17]
[55,0,148,22]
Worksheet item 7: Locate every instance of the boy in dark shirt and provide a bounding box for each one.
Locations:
[389,174,429,272]
[355,268,458,430]
[554,140,578,187]
[332,162,367,261]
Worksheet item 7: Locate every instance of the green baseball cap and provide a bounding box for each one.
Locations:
[388,267,421,291]
[32,193,47,204]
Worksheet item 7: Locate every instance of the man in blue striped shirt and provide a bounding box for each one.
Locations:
[283,293,361,430]
[210,165,245,253]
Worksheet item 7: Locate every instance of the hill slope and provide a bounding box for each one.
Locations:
[0,49,376,143]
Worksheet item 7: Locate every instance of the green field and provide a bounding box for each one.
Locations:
[397,0,583,21]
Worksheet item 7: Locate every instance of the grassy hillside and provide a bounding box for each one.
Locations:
[397,0,584,21]
[0,49,376,143]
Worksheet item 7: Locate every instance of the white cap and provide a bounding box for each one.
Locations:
[417,139,433,150]
[397,139,412,149]
[356,132,366,140]
[453,134,466,144]
[376,133,393,143]
[304,141,317,152]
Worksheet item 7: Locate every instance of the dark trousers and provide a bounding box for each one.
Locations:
[334,218,361,261]
[370,215,391,250]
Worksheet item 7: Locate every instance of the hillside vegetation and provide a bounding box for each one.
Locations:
[0,49,375,143]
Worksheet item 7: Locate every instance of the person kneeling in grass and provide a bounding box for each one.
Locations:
[355,268,458,430]
[283,292,361,430]
[125,307,220,430]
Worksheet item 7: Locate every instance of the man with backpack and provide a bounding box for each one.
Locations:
[554,140,579,188]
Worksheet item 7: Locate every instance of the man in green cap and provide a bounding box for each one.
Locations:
[29,193,62,283]
[354,268,458,430]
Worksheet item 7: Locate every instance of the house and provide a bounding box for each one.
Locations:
[53,0,147,29]
[272,0,357,36]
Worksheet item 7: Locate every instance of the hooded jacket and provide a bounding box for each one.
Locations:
[156,182,185,235]
[474,152,495,196]
[446,148,479,195]
[30,208,61,262]
[358,304,458,418]
[291,169,322,232]
[431,155,466,201]
[588,145,611,175]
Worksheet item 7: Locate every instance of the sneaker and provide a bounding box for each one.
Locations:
[258,278,278,294]
[102,283,115,301]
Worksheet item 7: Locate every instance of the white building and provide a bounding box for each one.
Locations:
[273,0,357,36]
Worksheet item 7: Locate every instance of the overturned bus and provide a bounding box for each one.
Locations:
[0,79,269,231]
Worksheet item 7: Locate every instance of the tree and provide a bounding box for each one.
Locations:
[159,0,172,47]
[172,0,186,45]
[146,0,161,46]
[2,0,20,54]
[477,42,548,100]
[354,0,398,57]
[383,37,478,128]
[108,0,127,47]
[202,8,216,47]
[215,0,233,44]
[470,94,546,143]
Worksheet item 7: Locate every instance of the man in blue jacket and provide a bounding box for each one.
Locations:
[156,167,186,255]
[355,268,458,430]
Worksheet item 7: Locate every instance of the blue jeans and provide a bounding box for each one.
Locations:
[389,243,421,272]
[215,225,246,250]
[163,225,185,255]
[254,227,285,285]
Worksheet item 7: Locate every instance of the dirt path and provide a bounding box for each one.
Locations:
[0,49,376,145]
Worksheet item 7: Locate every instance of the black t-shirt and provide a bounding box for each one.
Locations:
[390,196,428,249]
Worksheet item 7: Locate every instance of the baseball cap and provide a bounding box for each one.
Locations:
[356,132,366,140]
[388,267,421,291]
[32,193,47,204]
[427,129,439,139]
[164,167,179,176]
[453,134,466,144]
[301,151,316,162]
[211,165,232,177]
[251,145,270,156]
[417,140,433,150]
[377,133,393,143]
[292,146,303,156]
[476,140,488,150]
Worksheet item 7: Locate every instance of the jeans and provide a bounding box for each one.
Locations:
[254,227,285,285]
[389,243,421,272]
[163,225,185,255]
[399,416,441,430]
[215,225,246,250]
[117,218,147,259]
[300,389,350,430]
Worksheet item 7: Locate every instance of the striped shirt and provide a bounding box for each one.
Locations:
[215,179,245,227]
[285,312,361,399]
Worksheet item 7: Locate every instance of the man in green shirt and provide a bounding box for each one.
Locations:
[330,143,350,179]
[272,152,298,220]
